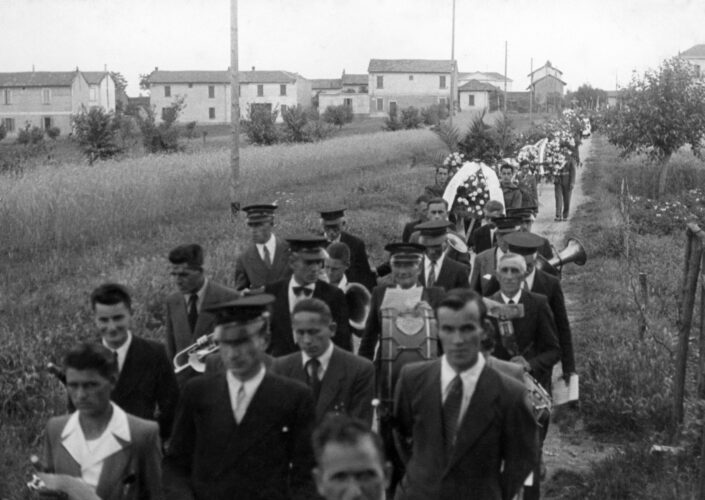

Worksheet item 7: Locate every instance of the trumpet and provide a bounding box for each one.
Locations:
[173,333,218,373]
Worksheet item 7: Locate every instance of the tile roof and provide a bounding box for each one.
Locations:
[458,80,498,92]
[311,78,342,90]
[527,74,567,89]
[342,74,368,85]
[0,71,79,87]
[461,71,513,82]
[368,59,455,73]
[528,60,563,77]
[682,44,705,58]
[82,72,110,85]
[148,70,300,85]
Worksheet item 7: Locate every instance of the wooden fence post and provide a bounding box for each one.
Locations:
[638,272,648,339]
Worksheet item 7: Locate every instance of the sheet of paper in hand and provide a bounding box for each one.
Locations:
[483,298,525,320]
[380,287,423,312]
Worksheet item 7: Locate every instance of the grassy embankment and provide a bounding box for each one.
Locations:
[0,128,446,497]
[546,135,704,499]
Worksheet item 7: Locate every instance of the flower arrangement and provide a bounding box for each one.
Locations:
[516,145,540,175]
[453,167,491,218]
[442,152,466,177]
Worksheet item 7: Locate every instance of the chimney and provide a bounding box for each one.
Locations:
[32,64,35,72]
[155,66,159,72]
[252,66,255,71]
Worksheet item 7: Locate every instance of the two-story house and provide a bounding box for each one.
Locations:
[82,72,117,112]
[316,71,370,115]
[147,69,312,124]
[367,59,457,117]
[680,44,705,77]
[459,71,512,92]
[528,60,566,112]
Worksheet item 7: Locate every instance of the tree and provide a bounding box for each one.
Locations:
[322,105,353,129]
[492,113,517,158]
[242,104,280,145]
[459,110,500,164]
[602,56,705,198]
[110,72,128,96]
[566,84,608,110]
[139,73,151,91]
[136,96,186,153]
[71,106,124,164]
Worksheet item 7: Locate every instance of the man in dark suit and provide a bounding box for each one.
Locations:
[401,195,430,243]
[416,220,470,292]
[320,208,377,290]
[554,156,577,221]
[164,295,317,500]
[165,243,240,385]
[467,200,504,254]
[91,283,179,441]
[234,204,291,293]
[393,290,538,500]
[505,207,553,260]
[265,235,351,356]
[469,216,522,295]
[272,298,375,425]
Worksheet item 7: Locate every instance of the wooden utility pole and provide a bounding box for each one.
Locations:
[449,0,456,126]
[503,41,508,114]
[230,0,240,217]
[529,58,533,122]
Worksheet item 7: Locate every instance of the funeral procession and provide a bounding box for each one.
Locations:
[3,1,705,499]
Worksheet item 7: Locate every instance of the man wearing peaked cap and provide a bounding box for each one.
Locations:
[265,235,352,357]
[416,220,470,292]
[234,204,291,293]
[164,294,318,500]
[467,199,504,254]
[506,206,553,259]
[320,208,377,291]
[469,216,522,295]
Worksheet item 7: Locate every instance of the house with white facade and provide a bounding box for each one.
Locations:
[458,80,498,112]
[367,59,457,117]
[82,72,117,112]
[315,71,370,115]
[459,71,512,92]
[528,60,566,112]
[680,44,705,77]
[147,69,312,124]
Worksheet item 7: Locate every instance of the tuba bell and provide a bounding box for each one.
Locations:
[345,282,372,330]
[173,333,219,373]
[445,231,469,254]
[536,237,587,277]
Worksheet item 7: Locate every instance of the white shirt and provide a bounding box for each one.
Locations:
[102,331,132,373]
[256,234,277,263]
[524,268,536,291]
[424,254,446,285]
[301,341,334,380]
[60,403,131,490]
[288,276,316,313]
[501,290,523,304]
[227,365,266,423]
[336,274,349,291]
[494,247,506,269]
[182,278,209,313]
[441,353,486,425]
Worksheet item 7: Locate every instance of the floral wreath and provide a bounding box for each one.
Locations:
[453,167,491,218]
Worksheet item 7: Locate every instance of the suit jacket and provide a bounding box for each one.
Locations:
[112,336,179,441]
[205,352,274,373]
[165,280,241,362]
[487,290,561,389]
[485,355,525,382]
[358,285,445,361]
[272,346,375,426]
[484,269,575,374]
[419,256,470,292]
[163,371,317,500]
[340,231,377,290]
[468,224,494,254]
[402,219,421,243]
[469,247,498,295]
[234,236,291,291]
[264,279,351,357]
[393,361,538,500]
[44,411,163,500]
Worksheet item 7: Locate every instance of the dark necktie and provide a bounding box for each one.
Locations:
[262,245,272,268]
[293,286,313,297]
[111,350,120,374]
[508,299,515,304]
[443,375,464,453]
[306,358,321,401]
[427,261,437,287]
[188,293,199,333]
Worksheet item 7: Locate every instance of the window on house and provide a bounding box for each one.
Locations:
[468,95,475,106]
[164,86,171,97]
[3,89,11,105]
[344,98,353,108]
[409,75,414,81]
[43,117,52,130]
[257,85,264,97]
[280,84,287,96]
[376,76,384,89]
[209,107,216,119]
[90,86,97,101]
[42,88,51,104]
[208,85,215,98]
[376,98,384,111]
[439,76,447,89]
[3,118,15,131]
[439,97,448,108]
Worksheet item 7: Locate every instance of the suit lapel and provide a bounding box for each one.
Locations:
[317,348,345,416]
[421,362,445,452]
[272,238,288,274]
[96,440,132,500]
[169,293,192,351]
[194,282,219,338]
[114,338,143,398]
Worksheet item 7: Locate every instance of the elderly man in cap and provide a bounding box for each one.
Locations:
[320,208,377,291]
[234,204,291,293]
[165,243,240,385]
[416,220,470,292]
[506,206,553,260]
[164,295,318,500]
[469,216,522,295]
[265,235,351,357]
[467,200,504,255]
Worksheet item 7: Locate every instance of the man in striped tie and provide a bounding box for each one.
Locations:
[392,290,538,500]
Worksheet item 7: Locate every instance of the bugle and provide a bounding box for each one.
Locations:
[173,333,218,373]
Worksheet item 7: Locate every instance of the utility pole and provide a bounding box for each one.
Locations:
[503,41,508,114]
[449,0,456,126]
[230,0,240,218]
[529,57,533,122]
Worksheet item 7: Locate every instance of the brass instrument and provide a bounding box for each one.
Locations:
[345,282,371,330]
[536,237,587,277]
[446,231,469,254]
[173,333,218,373]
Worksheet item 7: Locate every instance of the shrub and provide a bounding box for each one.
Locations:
[281,105,313,143]
[383,109,404,131]
[302,119,335,142]
[16,124,45,145]
[421,104,449,126]
[459,110,499,163]
[46,126,60,140]
[400,106,423,129]
[0,123,6,142]
[185,121,197,139]
[71,106,124,165]
[137,97,186,154]
[322,105,353,129]
[242,104,280,145]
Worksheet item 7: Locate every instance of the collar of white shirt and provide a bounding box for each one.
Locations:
[256,234,276,262]
[226,364,266,419]
[440,353,486,421]
[61,402,131,474]
[524,268,536,291]
[102,330,132,373]
[500,290,523,304]
[182,278,209,311]
[494,247,506,269]
[424,254,445,282]
[336,274,348,291]
[301,341,334,378]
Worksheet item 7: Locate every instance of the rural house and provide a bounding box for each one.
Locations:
[680,44,705,77]
[317,71,370,115]
[0,69,115,136]
[459,71,512,91]
[148,69,312,124]
[458,80,498,112]
[367,59,457,117]
[527,60,566,112]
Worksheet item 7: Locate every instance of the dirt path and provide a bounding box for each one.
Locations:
[531,137,618,497]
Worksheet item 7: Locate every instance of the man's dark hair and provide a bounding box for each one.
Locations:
[484,200,504,213]
[90,283,132,312]
[500,163,515,172]
[168,244,204,269]
[327,242,351,266]
[415,194,430,205]
[292,298,332,324]
[312,414,385,463]
[64,342,118,380]
[427,197,449,210]
[438,288,496,351]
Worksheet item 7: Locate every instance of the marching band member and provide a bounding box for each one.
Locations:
[469,216,523,295]
[505,207,553,259]
[416,220,470,292]
[467,199,504,254]
[164,295,317,500]
[42,342,163,500]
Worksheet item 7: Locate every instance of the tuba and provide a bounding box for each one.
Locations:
[173,334,218,373]
[345,282,371,330]
[536,237,587,277]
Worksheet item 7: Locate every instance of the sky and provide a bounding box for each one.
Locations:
[1,0,703,95]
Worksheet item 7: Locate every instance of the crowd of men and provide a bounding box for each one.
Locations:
[36,196,576,500]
